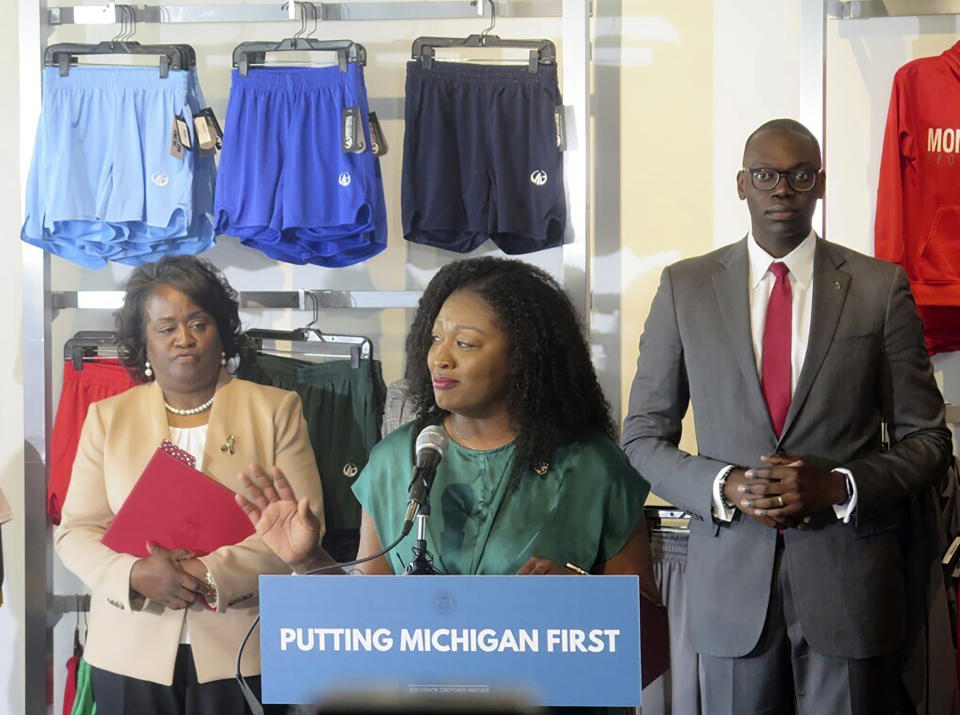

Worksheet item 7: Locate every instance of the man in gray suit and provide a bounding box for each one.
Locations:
[622,118,953,714]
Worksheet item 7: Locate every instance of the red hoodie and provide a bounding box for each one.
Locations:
[875,41,960,355]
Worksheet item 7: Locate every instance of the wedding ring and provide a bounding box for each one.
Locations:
[777,495,784,507]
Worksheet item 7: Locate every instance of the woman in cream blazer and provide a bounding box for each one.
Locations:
[56,256,325,714]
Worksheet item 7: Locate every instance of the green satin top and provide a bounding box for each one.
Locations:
[352,422,649,576]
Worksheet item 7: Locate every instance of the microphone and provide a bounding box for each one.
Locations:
[401,425,448,536]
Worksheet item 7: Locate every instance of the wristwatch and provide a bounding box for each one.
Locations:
[718,468,737,512]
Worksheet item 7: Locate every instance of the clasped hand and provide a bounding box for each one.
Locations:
[723,453,848,530]
[129,543,211,610]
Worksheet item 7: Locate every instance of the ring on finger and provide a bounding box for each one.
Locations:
[777,495,784,507]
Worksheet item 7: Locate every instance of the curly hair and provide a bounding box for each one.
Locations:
[115,256,244,382]
[405,257,615,473]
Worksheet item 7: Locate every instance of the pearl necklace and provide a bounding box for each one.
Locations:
[164,394,215,416]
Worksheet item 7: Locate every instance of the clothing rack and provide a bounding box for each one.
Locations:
[645,506,690,535]
[47,1,562,25]
[51,289,423,311]
[51,594,91,620]
[19,1,593,711]
[828,0,960,19]
[63,331,119,370]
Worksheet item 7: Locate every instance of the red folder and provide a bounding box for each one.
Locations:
[101,441,254,558]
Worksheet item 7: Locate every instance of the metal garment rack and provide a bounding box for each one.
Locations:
[828,0,960,19]
[51,289,423,310]
[48,0,561,24]
[18,1,592,712]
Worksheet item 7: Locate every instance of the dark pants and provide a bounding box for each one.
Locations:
[699,543,911,715]
[89,645,285,715]
[239,353,387,564]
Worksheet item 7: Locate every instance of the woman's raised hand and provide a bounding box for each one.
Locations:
[235,464,323,573]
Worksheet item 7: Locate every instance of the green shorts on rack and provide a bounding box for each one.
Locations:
[239,353,387,563]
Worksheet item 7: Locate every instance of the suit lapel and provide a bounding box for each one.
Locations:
[145,380,171,447]
[123,381,172,490]
[713,237,770,428]
[778,239,850,443]
[201,371,238,483]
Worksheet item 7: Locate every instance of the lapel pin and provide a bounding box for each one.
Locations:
[220,435,236,455]
[833,281,841,290]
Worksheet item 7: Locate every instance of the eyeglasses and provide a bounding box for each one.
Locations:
[742,167,820,192]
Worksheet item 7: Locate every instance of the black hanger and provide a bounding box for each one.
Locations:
[153,9,198,68]
[44,5,190,78]
[246,328,372,369]
[63,331,120,371]
[411,0,556,73]
[246,293,373,369]
[232,2,366,77]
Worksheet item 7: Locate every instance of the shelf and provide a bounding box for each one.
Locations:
[51,289,422,310]
[828,0,960,19]
[48,1,562,25]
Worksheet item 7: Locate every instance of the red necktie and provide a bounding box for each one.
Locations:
[762,262,792,438]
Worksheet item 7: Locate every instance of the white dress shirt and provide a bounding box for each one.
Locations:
[169,424,209,645]
[711,233,857,523]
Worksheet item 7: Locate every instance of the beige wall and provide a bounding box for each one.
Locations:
[0,0,25,711]
[619,2,714,470]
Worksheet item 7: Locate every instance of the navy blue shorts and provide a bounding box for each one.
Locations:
[215,65,387,267]
[401,61,565,254]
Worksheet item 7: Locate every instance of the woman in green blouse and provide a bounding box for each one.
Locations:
[237,257,658,600]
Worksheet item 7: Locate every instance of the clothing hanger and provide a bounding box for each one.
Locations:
[411,0,556,73]
[63,331,121,371]
[232,2,366,77]
[246,330,373,368]
[155,7,198,68]
[246,293,373,368]
[44,5,192,78]
[643,505,691,534]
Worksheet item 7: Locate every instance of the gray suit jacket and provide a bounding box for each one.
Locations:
[622,237,952,660]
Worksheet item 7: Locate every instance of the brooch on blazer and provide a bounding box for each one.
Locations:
[220,435,237,455]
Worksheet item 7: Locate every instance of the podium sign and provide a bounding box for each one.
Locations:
[259,574,641,707]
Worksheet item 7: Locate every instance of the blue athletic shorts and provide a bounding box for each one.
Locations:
[401,61,566,254]
[214,65,387,267]
[21,66,216,268]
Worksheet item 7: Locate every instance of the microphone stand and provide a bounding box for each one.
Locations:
[405,501,438,575]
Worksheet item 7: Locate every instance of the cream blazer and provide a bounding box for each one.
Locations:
[55,374,325,685]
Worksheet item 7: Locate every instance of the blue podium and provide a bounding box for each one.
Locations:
[259,574,643,708]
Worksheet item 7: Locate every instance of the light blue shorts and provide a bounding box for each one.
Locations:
[21,66,216,268]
